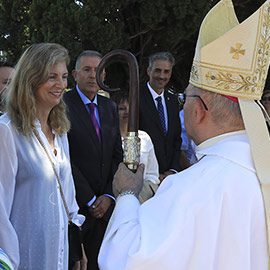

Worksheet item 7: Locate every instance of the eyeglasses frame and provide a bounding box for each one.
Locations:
[178,93,208,111]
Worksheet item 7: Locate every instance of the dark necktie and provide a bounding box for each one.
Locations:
[156,96,166,135]
[88,103,101,142]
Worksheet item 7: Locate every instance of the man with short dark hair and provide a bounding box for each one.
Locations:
[139,52,181,181]
[64,50,123,270]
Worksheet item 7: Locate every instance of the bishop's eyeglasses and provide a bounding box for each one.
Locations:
[178,93,208,111]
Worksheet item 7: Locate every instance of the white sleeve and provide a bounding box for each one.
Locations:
[98,195,141,270]
[139,131,160,185]
[0,122,19,269]
[144,140,160,184]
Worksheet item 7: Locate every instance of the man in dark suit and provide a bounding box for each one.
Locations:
[139,52,181,181]
[64,50,123,270]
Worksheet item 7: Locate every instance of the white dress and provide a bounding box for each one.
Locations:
[98,131,268,270]
[0,114,84,270]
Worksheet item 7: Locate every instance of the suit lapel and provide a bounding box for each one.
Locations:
[164,91,173,136]
[143,85,166,135]
[97,95,105,142]
[97,95,110,157]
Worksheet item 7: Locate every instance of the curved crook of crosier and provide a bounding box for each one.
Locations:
[96,50,140,171]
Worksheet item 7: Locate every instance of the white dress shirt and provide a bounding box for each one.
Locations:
[0,114,84,270]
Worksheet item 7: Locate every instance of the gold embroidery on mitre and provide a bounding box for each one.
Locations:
[205,70,257,92]
[255,3,270,90]
[230,43,246,59]
[190,65,199,81]
[194,2,270,99]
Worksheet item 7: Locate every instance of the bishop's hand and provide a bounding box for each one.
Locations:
[113,163,145,198]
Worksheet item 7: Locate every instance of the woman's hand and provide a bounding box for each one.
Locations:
[72,244,87,270]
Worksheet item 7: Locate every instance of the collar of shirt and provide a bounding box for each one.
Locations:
[34,119,56,136]
[147,82,165,104]
[196,130,247,162]
[76,85,101,126]
[196,130,246,152]
[195,130,255,172]
[34,119,59,162]
[76,85,98,106]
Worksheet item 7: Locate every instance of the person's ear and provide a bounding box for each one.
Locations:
[147,67,151,77]
[194,98,207,124]
[102,70,106,81]
[72,70,77,81]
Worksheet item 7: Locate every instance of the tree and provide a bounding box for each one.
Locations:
[0,0,267,91]
[0,0,31,60]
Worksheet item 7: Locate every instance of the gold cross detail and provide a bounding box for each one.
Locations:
[230,43,246,59]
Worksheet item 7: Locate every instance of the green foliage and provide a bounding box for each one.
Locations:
[0,0,31,60]
[0,0,267,90]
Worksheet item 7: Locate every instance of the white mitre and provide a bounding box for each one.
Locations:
[190,0,270,258]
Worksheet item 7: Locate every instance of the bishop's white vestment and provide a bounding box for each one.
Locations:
[98,131,268,270]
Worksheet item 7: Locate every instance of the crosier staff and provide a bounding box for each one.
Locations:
[96,50,140,172]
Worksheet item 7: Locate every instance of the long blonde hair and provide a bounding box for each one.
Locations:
[5,43,70,137]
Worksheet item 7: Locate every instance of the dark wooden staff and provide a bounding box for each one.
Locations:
[96,50,140,171]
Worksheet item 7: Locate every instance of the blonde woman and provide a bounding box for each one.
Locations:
[0,43,85,270]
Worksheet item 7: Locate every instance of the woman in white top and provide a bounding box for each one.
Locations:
[0,43,85,270]
[111,91,160,203]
